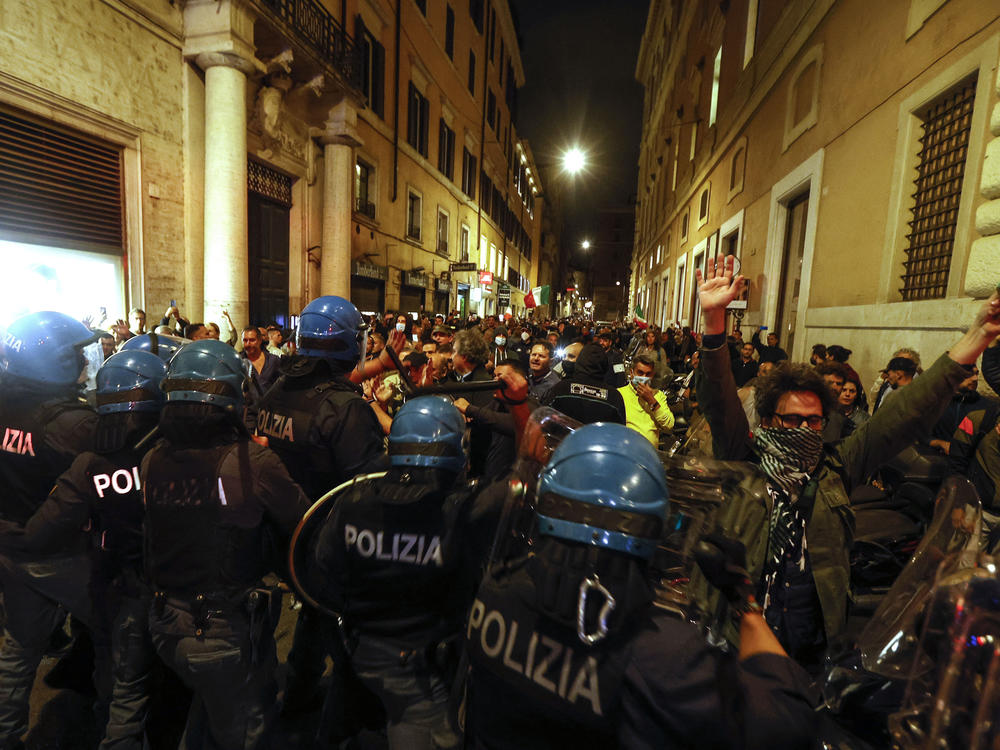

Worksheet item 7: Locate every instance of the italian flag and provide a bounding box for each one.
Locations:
[634,304,647,329]
[525,285,550,308]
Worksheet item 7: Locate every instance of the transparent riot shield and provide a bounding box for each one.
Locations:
[484,407,582,574]
[651,453,752,621]
[887,552,1000,750]
[288,471,387,620]
[858,477,983,678]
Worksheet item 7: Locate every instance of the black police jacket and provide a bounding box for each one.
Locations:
[255,368,386,500]
[0,388,97,526]
[313,467,486,649]
[543,344,626,424]
[466,558,816,750]
[142,436,310,595]
[0,447,146,574]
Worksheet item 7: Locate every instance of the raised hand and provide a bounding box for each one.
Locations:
[696,255,744,336]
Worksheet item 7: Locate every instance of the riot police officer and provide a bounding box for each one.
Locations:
[118,331,189,363]
[464,422,816,749]
[0,350,171,748]
[142,339,310,750]
[253,295,387,716]
[0,311,101,749]
[304,396,489,749]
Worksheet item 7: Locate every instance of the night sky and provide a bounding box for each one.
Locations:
[510,0,648,243]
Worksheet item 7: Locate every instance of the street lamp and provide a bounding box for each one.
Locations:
[580,239,591,250]
[562,147,587,174]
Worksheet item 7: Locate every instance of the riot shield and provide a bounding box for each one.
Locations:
[287,471,387,620]
[484,407,581,574]
[651,453,751,620]
[887,552,1000,750]
[858,476,983,678]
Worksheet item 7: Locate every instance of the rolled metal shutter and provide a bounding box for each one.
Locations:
[0,107,124,253]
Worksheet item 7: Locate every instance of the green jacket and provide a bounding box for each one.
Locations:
[691,345,968,647]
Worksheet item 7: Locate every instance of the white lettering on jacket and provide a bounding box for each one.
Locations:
[467,598,602,714]
[256,409,294,442]
[1,428,35,456]
[343,524,443,567]
[92,467,141,498]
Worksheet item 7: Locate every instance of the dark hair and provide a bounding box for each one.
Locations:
[811,344,827,358]
[454,329,489,366]
[495,357,528,378]
[531,340,554,356]
[755,362,835,418]
[815,361,849,382]
[826,345,852,363]
[632,353,656,370]
[403,351,428,369]
[184,323,206,339]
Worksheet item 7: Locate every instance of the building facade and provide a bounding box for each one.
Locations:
[0,0,546,332]
[633,0,1000,385]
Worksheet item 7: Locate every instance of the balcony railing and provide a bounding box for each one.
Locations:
[355,198,375,220]
[256,0,363,91]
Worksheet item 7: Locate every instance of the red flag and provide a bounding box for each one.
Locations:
[524,288,536,308]
[959,416,975,435]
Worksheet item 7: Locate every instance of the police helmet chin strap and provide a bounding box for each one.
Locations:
[577,574,615,645]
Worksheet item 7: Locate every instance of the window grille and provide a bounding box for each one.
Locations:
[900,74,977,301]
[248,159,292,206]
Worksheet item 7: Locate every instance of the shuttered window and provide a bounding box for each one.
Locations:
[900,74,977,301]
[0,108,124,253]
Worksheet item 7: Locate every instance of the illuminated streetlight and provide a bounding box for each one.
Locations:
[562,147,587,174]
[581,239,591,250]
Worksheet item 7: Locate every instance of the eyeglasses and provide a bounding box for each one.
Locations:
[772,413,827,430]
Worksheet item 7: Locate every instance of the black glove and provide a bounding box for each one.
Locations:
[694,532,761,617]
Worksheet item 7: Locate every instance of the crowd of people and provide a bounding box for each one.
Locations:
[0,253,999,750]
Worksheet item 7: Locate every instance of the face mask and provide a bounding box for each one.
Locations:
[753,425,823,497]
[395,322,406,333]
[495,336,506,347]
[631,375,652,387]
[521,332,531,342]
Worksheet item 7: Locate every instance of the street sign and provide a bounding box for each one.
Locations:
[450,262,477,272]
[479,271,494,285]
[497,282,511,308]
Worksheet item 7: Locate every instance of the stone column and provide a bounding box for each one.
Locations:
[198,52,256,328]
[967,61,1000,297]
[316,100,363,300]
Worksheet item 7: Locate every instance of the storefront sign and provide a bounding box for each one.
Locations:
[450,262,477,272]
[497,282,511,309]
[479,271,493,286]
[351,260,387,281]
[402,270,428,287]
[436,279,451,293]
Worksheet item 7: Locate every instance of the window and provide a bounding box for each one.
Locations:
[461,224,471,261]
[445,5,455,59]
[407,190,422,240]
[680,209,689,243]
[709,46,722,127]
[470,0,484,33]
[357,19,386,119]
[488,243,496,274]
[354,158,375,219]
[656,244,662,264]
[437,209,449,255]
[900,74,977,301]
[689,122,697,160]
[480,170,491,215]
[468,51,476,95]
[698,185,710,227]
[407,82,430,157]
[461,148,477,199]
[414,0,426,14]
[438,120,455,180]
[488,4,496,61]
[487,89,496,130]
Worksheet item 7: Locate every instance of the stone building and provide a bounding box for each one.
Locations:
[632,0,1000,385]
[0,0,545,331]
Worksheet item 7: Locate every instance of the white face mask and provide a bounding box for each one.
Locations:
[495,336,506,347]
[521,332,531,342]
[395,322,406,333]
[631,375,652,387]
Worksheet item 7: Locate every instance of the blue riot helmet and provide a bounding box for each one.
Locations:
[1,310,99,387]
[387,396,467,473]
[95,351,168,415]
[536,422,669,560]
[119,332,189,363]
[296,295,367,368]
[161,339,245,411]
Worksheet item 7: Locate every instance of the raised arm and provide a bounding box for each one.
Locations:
[695,256,754,460]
